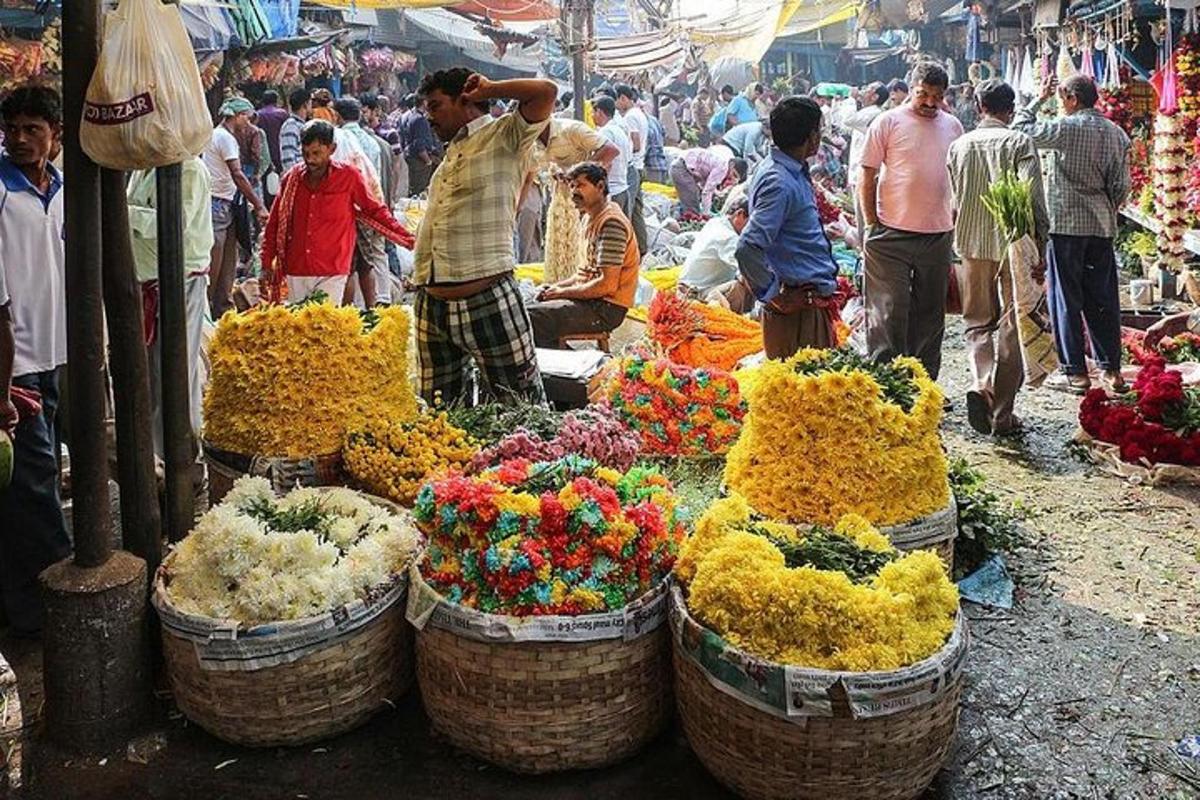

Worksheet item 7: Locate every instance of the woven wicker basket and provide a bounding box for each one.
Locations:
[154,492,416,747]
[203,441,344,506]
[880,495,958,571]
[672,590,967,800]
[408,573,672,773]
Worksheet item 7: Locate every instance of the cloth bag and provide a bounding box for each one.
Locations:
[1006,235,1058,387]
[81,0,210,170]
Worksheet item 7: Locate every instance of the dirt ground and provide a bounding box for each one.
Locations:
[3,319,1199,800]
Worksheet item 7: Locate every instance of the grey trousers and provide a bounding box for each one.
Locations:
[863,224,953,380]
[624,165,647,256]
[670,158,702,215]
[961,257,1022,428]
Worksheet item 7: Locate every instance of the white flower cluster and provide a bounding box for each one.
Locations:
[1154,113,1189,273]
[166,477,421,625]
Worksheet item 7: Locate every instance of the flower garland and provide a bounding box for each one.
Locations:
[203,303,418,458]
[1079,356,1200,466]
[647,292,763,372]
[599,354,747,456]
[165,478,422,624]
[343,413,479,506]
[414,456,685,615]
[674,495,959,672]
[724,348,949,526]
[1153,112,1190,272]
[467,405,641,473]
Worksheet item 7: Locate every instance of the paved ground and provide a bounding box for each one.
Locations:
[3,319,1199,799]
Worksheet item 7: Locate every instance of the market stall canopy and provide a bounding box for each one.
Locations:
[401,7,544,72]
[680,0,802,64]
[777,0,858,39]
[308,0,558,21]
[590,29,689,74]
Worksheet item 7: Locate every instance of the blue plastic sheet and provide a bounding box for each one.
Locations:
[259,0,300,40]
[957,554,1014,610]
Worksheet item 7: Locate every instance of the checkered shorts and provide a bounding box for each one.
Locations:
[415,274,545,407]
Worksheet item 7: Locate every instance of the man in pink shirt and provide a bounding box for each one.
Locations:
[859,62,963,380]
[669,145,748,216]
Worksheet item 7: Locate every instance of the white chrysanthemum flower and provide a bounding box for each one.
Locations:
[223,475,275,512]
[328,518,362,550]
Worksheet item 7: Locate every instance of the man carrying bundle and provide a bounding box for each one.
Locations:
[525,162,640,348]
[948,79,1050,437]
[260,120,413,305]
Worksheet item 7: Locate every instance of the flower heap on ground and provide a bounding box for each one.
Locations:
[1080,356,1200,466]
[165,477,422,624]
[674,494,959,671]
[647,291,762,372]
[1123,327,1200,367]
[466,404,641,473]
[344,413,479,506]
[725,348,948,526]
[600,353,747,456]
[414,455,685,615]
[1153,112,1190,272]
[203,301,418,458]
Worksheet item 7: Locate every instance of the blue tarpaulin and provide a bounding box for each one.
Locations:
[182,3,237,52]
[260,0,300,39]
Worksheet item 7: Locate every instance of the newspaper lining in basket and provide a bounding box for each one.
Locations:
[152,567,408,672]
[879,495,957,551]
[405,567,668,644]
[669,586,968,721]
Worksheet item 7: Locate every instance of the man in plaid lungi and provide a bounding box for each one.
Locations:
[412,68,557,406]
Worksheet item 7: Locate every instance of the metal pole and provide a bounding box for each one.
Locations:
[100,169,162,576]
[157,162,194,543]
[62,0,112,569]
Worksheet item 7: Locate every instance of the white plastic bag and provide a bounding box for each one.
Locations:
[81,0,210,170]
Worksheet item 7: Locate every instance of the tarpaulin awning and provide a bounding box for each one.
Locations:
[680,0,803,65]
[259,0,300,38]
[402,7,543,71]
[309,0,558,20]
[778,0,858,37]
[590,29,689,74]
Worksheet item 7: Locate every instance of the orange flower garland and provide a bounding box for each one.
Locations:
[647,292,762,371]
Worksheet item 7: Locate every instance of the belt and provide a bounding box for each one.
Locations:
[422,273,507,301]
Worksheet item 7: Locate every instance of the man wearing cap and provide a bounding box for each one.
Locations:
[203,96,269,318]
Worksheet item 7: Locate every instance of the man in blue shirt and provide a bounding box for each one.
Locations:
[736,96,840,359]
[721,118,770,167]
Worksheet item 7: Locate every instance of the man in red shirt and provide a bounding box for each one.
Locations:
[262,120,413,304]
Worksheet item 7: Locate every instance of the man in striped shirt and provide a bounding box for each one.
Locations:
[948,79,1049,436]
[526,162,639,347]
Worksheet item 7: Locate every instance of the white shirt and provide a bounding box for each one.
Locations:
[678,215,739,292]
[846,104,885,186]
[0,157,66,378]
[620,106,649,170]
[203,125,241,201]
[598,119,631,196]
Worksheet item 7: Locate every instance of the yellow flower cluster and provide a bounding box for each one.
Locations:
[724,350,948,526]
[203,303,418,458]
[676,496,959,672]
[343,414,478,506]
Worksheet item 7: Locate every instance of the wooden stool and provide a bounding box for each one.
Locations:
[557,331,611,353]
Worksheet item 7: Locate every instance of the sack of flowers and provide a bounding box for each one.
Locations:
[1076,354,1200,485]
[671,497,968,800]
[202,301,419,503]
[152,478,423,747]
[598,353,747,458]
[406,456,684,773]
[725,349,955,563]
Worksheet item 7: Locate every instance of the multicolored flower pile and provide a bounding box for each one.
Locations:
[725,349,949,526]
[468,405,641,473]
[203,303,418,457]
[414,456,685,615]
[1175,35,1200,137]
[648,292,762,372]
[1159,332,1200,364]
[600,354,747,456]
[674,495,959,672]
[1097,78,1134,135]
[165,478,422,624]
[1079,356,1200,466]
[343,413,479,506]
[1123,327,1200,366]
[1153,112,1190,271]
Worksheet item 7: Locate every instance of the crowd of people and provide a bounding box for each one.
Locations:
[4,56,1200,638]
